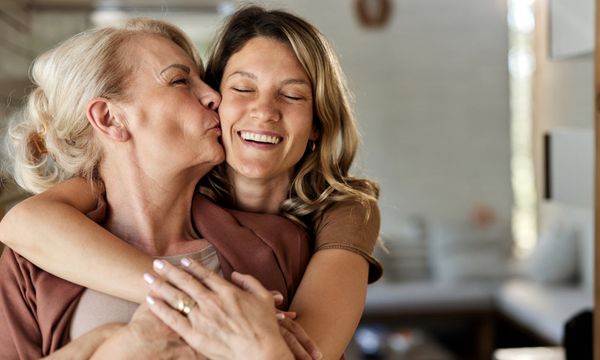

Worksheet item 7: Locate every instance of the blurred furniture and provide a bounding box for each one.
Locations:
[364,201,593,359]
[493,346,564,360]
[364,281,496,359]
[495,201,593,345]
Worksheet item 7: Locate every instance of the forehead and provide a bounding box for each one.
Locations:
[123,34,197,75]
[225,36,309,81]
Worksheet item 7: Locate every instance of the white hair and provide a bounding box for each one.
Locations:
[6,18,201,194]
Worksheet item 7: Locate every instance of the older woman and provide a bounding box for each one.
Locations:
[0,5,381,359]
[0,17,311,358]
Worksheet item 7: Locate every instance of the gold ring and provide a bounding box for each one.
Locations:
[176,297,196,316]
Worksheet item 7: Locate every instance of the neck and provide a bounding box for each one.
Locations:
[101,156,210,256]
[227,166,290,214]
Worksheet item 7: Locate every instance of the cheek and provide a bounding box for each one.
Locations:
[218,100,243,147]
[218,115,234,145]
[291,109,315,141]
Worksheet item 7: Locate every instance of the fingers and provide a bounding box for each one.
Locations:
[152,259,212,302]
[271,290,284,306]
[279,318,322,360]
[178,257,218,286]
[145,295,196,346]
[177,257,241,300]
[143,271,195,313]
[171,258,271,305]
[277,311,297,320]
[279,325,313,360]
[230,271,272,301]
[149,259,246,327]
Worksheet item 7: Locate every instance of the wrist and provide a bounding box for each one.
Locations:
[260,339,294,360]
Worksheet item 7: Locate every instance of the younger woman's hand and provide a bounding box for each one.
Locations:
[237,279,320,360]
[277,316,322,360]
[91,303,196,359]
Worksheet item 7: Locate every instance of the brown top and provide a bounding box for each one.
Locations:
[0,194,311,359]
[192,196,311,309]
[314,200,383,283]
[69,245,221,340]
[0,249,84,360]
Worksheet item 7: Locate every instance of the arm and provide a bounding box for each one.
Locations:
[289,200,381,359]
[43,323,124,360]
[0,177,153,303]
[289,251,368,359]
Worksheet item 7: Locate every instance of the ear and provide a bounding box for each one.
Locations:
[86,98,130,142]
[309,125,319,141]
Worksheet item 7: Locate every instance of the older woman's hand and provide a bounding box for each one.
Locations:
[144,258,321,360]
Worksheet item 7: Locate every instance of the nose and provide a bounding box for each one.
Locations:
[250,96,281,122]
[196,81,221,111]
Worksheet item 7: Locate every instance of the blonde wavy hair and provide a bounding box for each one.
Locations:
[201,5,379,231]
[6,18,201,194]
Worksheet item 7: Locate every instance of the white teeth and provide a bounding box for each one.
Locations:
[240,131,281,144]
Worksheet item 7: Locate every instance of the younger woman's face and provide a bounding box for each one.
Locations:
[218,36,316,185]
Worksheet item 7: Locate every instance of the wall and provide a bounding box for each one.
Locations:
[0,9,90,207]
[0,0,33,117]
[0,1,513,237]
[261,0,512,236]
[533,0,595,204]
[532,0,595,290]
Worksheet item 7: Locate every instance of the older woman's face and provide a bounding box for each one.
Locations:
[218,36,315,184]
[118,34,224,174]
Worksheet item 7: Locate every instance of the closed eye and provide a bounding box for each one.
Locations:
[232,87,254,93]
[172,78,189,86]
[284,95,304,100]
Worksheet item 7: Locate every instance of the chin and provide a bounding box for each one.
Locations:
[235,165,271,180]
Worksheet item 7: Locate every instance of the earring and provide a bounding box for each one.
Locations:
[309,140,316,152]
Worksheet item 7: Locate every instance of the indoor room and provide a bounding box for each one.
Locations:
[0,0,595,359]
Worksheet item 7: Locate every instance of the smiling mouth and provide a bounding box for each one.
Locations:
[239,131,282,145]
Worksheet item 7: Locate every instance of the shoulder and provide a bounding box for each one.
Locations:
[314,199,383,283]
[316,199,380,243]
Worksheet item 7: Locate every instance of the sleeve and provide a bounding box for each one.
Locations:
[0,249,43,360]
[314,200,383,283]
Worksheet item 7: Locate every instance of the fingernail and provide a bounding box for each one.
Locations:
[153,259,164,270]
[276,312,285,320]
[143,273,155,284]
[313,351,323,360]
[180,257,191,267]
[146,295,155,305]
[274,293,284,302]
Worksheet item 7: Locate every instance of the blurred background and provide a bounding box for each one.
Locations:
[0,0,594,359]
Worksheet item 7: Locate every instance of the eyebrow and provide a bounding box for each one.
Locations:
[160,64,191,75]
[228,71,309,86]
[228,71,257,80]
[282,79,310,86]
